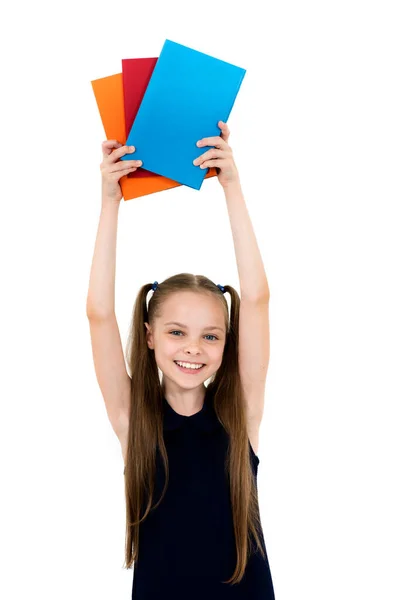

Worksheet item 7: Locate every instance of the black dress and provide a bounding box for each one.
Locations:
[131,392,275,599]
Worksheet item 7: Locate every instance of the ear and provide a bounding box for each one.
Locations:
[144,322,154,349]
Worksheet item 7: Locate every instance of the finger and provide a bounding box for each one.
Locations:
[199,159,226,169]
[193,149,228,166]
[196,136,228,149]
[117,166,139,178]
[102,140,123,158]
[218,120,230,142]
[107,166,140,182]
[105,144,137,163]
[107,159,142,173]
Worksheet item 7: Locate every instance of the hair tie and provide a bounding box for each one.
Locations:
[217,284,226,293]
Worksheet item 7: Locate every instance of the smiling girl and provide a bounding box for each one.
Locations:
[86,121,275,599]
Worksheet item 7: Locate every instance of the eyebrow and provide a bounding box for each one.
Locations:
[163,321,225,332]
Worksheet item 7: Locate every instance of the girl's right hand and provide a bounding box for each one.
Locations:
[100,140,142,204]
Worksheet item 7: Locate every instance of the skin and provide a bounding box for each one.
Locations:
[193,120,239,189]
[144,291,227,416]
[100,120,238,205]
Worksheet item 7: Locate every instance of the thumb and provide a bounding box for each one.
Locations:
[218,121,230,142]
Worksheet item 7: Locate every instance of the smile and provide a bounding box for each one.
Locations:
[174,361,205,374]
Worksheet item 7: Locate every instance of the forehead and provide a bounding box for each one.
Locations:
[159,291,225,324]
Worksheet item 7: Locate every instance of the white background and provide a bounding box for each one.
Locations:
[1,0,399,598]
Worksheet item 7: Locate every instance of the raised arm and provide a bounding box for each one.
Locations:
[193,122,270,453]
[86,142,142,458]
[86,140,141,317]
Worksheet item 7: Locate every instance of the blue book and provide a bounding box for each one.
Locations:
[120,40,246,190]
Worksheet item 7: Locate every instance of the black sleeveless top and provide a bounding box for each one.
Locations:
[131,392,275,599]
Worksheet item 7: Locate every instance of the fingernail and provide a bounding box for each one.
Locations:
[196,141,202,146]
[129,146,135,151]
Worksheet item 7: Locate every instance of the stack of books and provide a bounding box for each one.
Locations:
[91,39,246,200]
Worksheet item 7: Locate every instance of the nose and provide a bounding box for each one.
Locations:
[184,341,202,355]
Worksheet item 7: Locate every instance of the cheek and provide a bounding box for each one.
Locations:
[157,339,182,361]
[210,345,225,364]
[164,338,178,355]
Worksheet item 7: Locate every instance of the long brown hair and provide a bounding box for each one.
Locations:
[122,273,266,584]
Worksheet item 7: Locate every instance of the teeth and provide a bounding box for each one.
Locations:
[176,361,204,370]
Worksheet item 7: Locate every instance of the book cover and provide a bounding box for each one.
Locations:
[120,40,246,190]
[91,66,216,200]
[91,72,181,199]
[91,71,216,200]
[122,58,157,178]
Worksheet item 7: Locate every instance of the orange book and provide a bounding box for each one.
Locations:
[91,67,216,201]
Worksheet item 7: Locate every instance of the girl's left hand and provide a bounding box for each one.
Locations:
[193,121,239,189]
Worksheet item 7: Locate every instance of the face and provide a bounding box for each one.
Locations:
[145,291,227,391]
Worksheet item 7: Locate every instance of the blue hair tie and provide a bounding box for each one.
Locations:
[217,284,226,293]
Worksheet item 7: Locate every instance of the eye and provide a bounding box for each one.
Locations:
[169,331,218,341]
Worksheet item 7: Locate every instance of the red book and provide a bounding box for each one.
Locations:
[122,58,158,178]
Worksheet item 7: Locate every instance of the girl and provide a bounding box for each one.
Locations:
[86,121,275,598]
